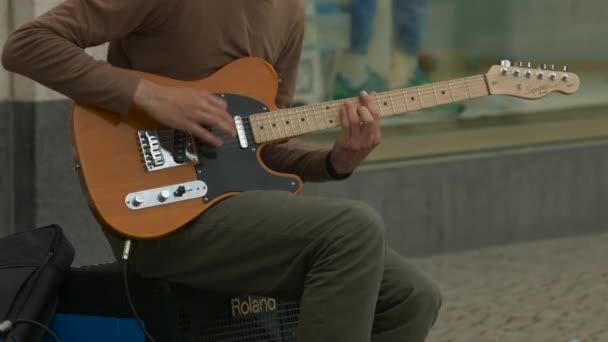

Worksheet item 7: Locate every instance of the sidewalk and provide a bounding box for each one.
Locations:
[413,233,608,342]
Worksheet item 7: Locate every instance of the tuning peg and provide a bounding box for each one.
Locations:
[527,62,532,68]
[501,60,512,67]
[551,64,556,71]
[541,64,548,70]
[518,61,524,67]
[563,66,569,72]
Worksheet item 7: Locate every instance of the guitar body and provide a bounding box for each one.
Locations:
[70,57,302,240]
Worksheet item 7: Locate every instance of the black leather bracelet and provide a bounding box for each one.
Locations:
[325,151,352,180]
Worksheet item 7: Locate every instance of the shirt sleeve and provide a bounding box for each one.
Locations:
[261,3,344,183]
[1,0,176,114]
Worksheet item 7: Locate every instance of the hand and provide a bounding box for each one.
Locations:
[330,90,381,174]
[133,79,236,147]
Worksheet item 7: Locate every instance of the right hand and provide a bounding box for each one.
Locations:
[133,79,236,147]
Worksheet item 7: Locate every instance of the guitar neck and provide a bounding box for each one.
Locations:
[250,74,489,144]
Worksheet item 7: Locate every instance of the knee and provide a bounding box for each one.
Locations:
[410,277,442,323]
[336,200,386,248]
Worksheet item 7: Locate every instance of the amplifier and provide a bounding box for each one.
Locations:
[45,263,300,342]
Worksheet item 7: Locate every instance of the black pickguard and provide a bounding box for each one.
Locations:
[195,94,299,203]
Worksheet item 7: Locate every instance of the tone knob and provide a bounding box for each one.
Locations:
[132,194,145,206]
[158,190,171,202]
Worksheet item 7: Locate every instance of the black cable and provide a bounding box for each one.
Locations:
[122,244,158,342]
[2,319,62,342]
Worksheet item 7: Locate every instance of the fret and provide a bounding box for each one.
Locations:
[260,114,270,142]
[303,105,312,133]
[312,105,321,131]
[266,113,278,141]
[401,89,411,113]
[464,77,472,99]
[320,104,330,129]
[279,109,290,138]
[293,107,303,135]
[431,84,440,105]
[388,90,396,116]
[403,88,422,111]
[415,87,425,109]
[450,79,469,102]
[255,114,265,142]
[433,82,453,105]
[374,93,385,117]
[447,81,456,103]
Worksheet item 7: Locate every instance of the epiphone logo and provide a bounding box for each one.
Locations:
[231,296,277,317]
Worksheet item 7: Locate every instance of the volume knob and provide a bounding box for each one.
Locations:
[132,195,145,206]
[158,190,171,202]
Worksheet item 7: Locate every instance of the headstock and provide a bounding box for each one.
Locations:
[486,60,580,99]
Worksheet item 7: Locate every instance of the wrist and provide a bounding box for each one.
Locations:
[326,150,352,180]
[133,79,162,111]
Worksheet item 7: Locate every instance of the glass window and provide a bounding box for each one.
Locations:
[296,0,607,162]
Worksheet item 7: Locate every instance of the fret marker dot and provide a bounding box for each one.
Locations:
[272,123,276,127]
[301,118,305,122]
[383,102,388,106]
[329,120,334,124]
[286,121,290,124]
[441,91,446,95]
[411,97,415,101]
[260,126,264,130]
[326,106,330,110]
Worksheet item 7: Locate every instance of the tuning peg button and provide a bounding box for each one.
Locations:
[513,69,521,77]
[537,71,545,79]
[561,73,569,82]
[525,70,533,78]
[549,72,557,81]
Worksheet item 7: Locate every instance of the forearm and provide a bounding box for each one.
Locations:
[2,26,140,114]
[261,140,350,182]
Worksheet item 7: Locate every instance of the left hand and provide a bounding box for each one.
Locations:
[329,90,381,174]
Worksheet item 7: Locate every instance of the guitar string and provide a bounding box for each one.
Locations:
[147,81,489,153]
[149,76,486,142]
[144,79,489,150]
[148,79,489,151]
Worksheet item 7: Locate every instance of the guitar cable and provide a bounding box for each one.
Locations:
[122,239,158,342]
[0,319,62,342]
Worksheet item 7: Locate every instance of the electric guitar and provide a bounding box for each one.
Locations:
[70,57,580,239]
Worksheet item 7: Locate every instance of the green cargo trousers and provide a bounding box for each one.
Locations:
[105,190,441,341]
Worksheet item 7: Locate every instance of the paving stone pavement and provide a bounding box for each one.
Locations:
[412,233,608,342]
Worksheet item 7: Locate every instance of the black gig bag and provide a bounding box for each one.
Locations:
[0,224,75,341]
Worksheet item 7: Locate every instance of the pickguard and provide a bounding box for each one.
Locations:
[195,94,299,203]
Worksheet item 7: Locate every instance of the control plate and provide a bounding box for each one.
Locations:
[125,180,208,210]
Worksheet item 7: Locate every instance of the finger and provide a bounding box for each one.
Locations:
[195,106,236,137]
[344,100,361,143]
[337,102,351,145]
[358,105,376,145]
[360,90,380,118]
[206,93,228,111]
[188,123,223,147]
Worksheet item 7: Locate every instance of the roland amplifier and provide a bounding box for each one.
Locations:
[46,263,300,342]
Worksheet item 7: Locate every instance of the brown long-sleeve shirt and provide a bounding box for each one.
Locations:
[2,0,336,182]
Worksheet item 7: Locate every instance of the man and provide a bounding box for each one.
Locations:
[334,0,430,99]
[2,0,441,341]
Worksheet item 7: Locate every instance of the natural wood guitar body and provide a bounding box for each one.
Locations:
[71,57,302,239]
